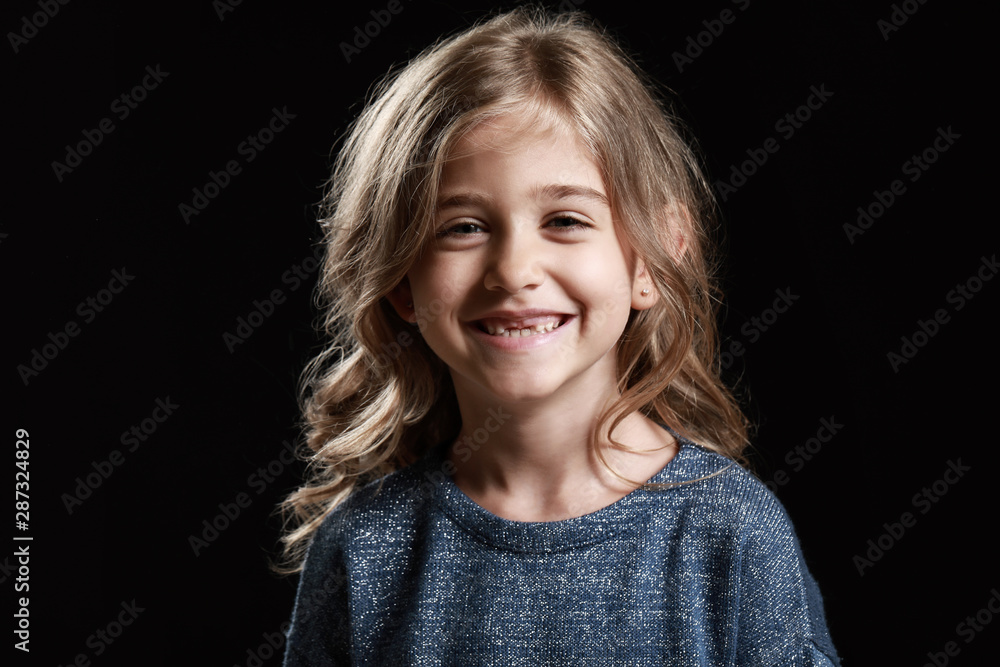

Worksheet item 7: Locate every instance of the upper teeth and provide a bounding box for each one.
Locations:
[484,320,561,337]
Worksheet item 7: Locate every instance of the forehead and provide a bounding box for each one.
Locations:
[447,106,587,158]
[438,110,606,198]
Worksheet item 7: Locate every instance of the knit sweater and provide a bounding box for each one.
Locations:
[282,435,841,666]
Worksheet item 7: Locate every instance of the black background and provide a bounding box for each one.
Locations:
[7,0,994,665]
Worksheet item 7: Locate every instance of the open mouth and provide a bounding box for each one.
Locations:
[475,315,570,338]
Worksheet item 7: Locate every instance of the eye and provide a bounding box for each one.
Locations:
[546,215,591,230]
[437,221,485,238]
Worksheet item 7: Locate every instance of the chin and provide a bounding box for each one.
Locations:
[458,369,566,406]
[490,386,561,405]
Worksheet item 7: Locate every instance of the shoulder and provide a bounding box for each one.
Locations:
[286,457,442,665]
[307,449,442,557]
[656,442,797,543]
[656,442,841,665]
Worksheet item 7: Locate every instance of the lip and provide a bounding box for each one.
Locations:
[466,309,574,350]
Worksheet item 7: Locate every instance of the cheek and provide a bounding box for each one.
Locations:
[584,294,632,336]
[576,251,633,303]
[580,261,635,334]
[408,257,451,301]
[408,270,464,332]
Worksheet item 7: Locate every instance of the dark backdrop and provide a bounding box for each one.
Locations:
[8,0,993,665]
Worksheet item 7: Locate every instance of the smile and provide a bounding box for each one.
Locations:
[469,313,572,346]
[478,316,567,337]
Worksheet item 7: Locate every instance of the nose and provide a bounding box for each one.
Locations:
[483,224,545,293]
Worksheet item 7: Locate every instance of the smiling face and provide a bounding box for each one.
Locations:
[390,110,656,407]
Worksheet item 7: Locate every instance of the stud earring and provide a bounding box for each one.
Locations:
[640,289,650,296]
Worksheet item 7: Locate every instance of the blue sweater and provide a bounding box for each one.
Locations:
[283,435,841,666]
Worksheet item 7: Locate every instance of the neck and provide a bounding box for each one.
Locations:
[447,380,677,522]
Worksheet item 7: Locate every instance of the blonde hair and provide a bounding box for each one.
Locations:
[276,6,749,574]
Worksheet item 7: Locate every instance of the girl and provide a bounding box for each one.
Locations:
[280,7,840,666]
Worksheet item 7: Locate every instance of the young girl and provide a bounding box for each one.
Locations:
[279,7,840,665]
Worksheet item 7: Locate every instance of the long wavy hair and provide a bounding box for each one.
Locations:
[276,6,749,574]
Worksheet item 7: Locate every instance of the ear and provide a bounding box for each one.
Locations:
[386,277,417,323]
[666,204,692,262]
[631,261,658,311]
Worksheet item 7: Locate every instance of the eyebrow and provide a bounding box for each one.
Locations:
[533,184,610,208]
[436,184,610,210]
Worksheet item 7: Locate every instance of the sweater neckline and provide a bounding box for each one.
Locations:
[424,434,705,554]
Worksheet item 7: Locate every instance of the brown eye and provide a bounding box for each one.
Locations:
[437,222,484,237]
[546,216,589,229]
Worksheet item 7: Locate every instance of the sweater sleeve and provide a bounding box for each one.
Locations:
[282,512,353,667]
[733,494,841,667]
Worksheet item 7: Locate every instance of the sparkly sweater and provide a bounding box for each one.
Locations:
[282,435,841,666]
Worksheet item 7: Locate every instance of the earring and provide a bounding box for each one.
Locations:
[406,301,413,308]
[640,289,650,296]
